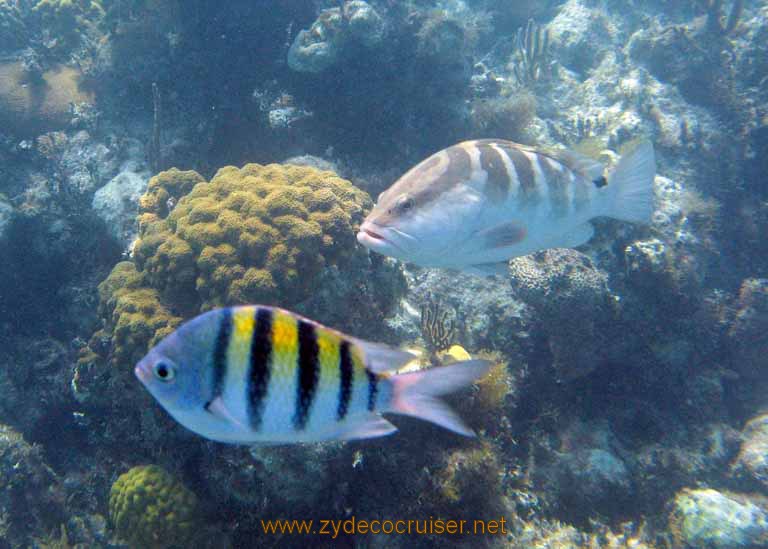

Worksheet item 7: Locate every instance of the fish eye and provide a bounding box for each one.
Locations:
[397,195,414,212]
[153,361,176,382]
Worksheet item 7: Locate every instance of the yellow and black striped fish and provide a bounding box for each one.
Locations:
[135,306,491,444]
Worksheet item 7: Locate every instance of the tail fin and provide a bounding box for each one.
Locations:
[386,360,492,436]
[605,140,656,224]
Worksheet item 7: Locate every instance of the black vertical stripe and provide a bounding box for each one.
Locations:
[247,307,273,430]
[366,370,378,412]
[337,340,354,420]
[211,308,232,400]
[293,319,320,430]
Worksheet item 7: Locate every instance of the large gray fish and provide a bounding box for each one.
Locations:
[357,139,656,275]
[135,305,491,444]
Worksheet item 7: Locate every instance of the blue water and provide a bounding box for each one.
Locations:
[0,0,766,547]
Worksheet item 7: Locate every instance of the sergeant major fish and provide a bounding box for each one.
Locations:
[135,305,491,444]
[357,139,656,276]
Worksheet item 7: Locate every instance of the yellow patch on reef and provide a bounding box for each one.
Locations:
[445,344,471,362]
[270,310,299,381]
[398,344,473,373]
[227,307,256,375]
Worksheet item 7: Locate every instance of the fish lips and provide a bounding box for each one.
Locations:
[134,361,152,385]
[357,222,406,257]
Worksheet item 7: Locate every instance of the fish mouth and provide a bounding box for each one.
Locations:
[362,227,386,241]
[135,362,151,384]
[357,222,411,256]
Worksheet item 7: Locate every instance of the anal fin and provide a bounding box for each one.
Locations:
[560,222,594,248]
[462,261,510,277]
[333,416,398,441]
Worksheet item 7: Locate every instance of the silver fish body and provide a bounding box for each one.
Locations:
[135,305,490,444]
[357,139,656,275]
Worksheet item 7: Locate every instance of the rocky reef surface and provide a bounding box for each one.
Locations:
[0,0,767,547]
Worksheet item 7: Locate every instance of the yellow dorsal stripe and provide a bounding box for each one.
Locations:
[315,327,341,387]
[270,309,299,382]
[227,306,256,375]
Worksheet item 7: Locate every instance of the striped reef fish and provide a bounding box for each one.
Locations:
[357,139,656,276]
[135,306,491,444]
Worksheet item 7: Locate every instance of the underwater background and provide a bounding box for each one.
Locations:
[0,0,767,547]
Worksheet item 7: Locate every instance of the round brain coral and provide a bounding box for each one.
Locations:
[109,465,198,549]
[133,163,372,311]
[85,163,404,373]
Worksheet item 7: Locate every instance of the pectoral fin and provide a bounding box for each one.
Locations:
[475,221,528,249]
[205,396,247,431]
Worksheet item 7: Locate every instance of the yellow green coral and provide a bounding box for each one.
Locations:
[109,465,198,549]
[96,261,182,366]
[87,162,396,371]
[133,163,371,310]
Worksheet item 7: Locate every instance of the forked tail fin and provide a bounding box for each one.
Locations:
[605,140,656,224]
[386,360,492,436]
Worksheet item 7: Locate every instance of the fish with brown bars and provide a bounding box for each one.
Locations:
[357,139,656,276]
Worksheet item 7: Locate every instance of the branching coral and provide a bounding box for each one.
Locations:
[699,0,743,36]
[510,18,554,87]
[420,294,457,364]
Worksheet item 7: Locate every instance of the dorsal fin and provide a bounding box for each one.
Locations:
[478,140,606,183]
[549,148,605,182]
[349,337,416,374]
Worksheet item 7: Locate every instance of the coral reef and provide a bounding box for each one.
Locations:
[84,162,404,377]
[109,464,199,549]
[510,18,554,86]
[92,167,149,245]
[2,0,768,546]
[508,248,615,380]
[134,163,372,311]
[668,488,768,548]
[0,424,64,547]
[0,61,94,136]
[287,1,385,73]
[93,260,181,368]
[726,277,768,379]
[732,413,768,492]
[0,0,27,52]
[469,91,537,141]
[419,294,457,365]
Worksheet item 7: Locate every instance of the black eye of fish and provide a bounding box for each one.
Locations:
[153,361,175,382]
[398,196,414,212]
